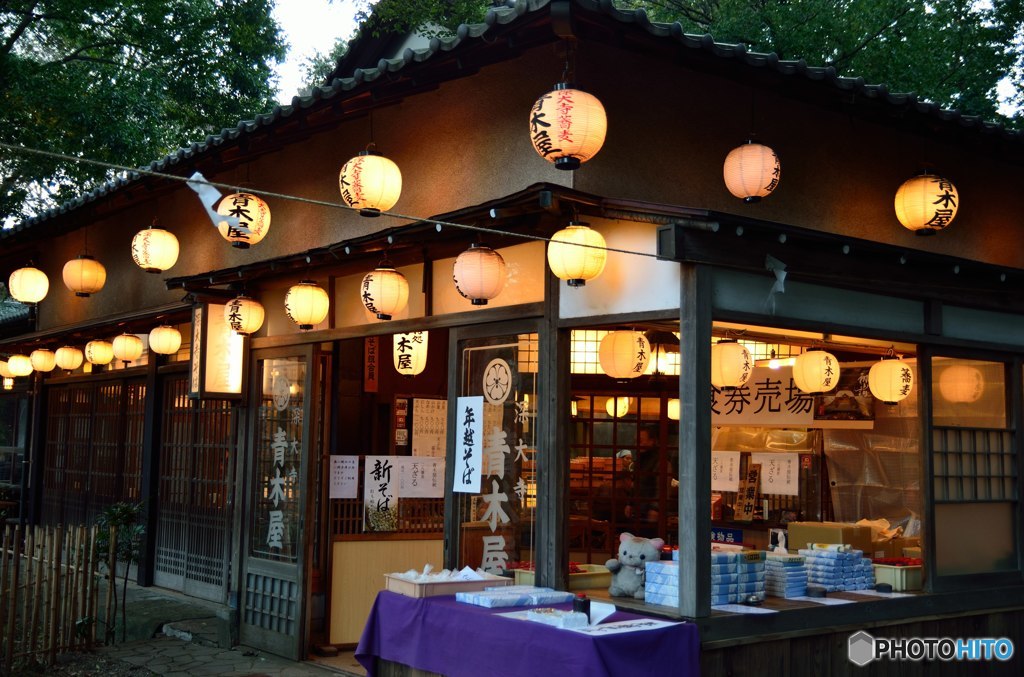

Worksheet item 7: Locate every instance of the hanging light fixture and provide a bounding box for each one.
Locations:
[216,192,271,248]
[224,295,265,336]
[938,364,984,403]
[361,263,409,321]
[7,355,32,377]
[85,340,114,366]
[894,173,958,235]
[339,147,402,216]
[667,398,681,421]
[131,223,179,273]
[605,396,631,418]
[529,84,607,170]
[8,266,49,304]
[791,349,840,394]
[599,330,651,379]
[30,349,56,372]
[711,340,753,389]
[453,244,506,306]
[868,355,914,405]
[112,333,144,365]
[285,280,330,330]
[723,141,781,203]
[148,326,182,356]
[547,221,607,287]
[55,346,84,371]
[62,254,106,297]
[393,331,428,377]
[0,360,12,390]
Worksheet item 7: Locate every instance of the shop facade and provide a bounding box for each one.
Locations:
[1,0,1022,670]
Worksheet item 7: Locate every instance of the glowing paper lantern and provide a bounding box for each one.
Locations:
[224,295,265,336]
[453,245,506,305]
[529,84,607,170]
[113,334,144,364]
[55,346,84,371]
[148,326,182,355]
[131,226,179,273]
[62,255,107,297]
[393,331,428,377]
[338,151,402,216]
[605,396,631,418]
[0,360,11,378]
[792,349,840,394]
[7,355,32,376]
[85,340,114,366]
[868,358,915,405]
[547,221,607,287]
[894,173,958,235]
[938,364,984,403]
[599,330,651,379]
[667,398,680,421]
[711,340,752,389]
[361,266,409,321]
[217,192,271,248]
[8,266,49,304]
[285,280,330,330]
[723,141,781,202]
[30,349,56,372]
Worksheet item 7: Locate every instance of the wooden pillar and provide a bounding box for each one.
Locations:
[678,263,711,618]
[27,375,47,526]
[136,356,163,585]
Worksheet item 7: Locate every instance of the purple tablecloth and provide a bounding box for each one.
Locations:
[356,591,700,677]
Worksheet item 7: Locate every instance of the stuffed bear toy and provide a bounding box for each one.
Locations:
[605,532,665,599]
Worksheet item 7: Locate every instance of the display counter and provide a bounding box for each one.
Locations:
[356,590,700,677]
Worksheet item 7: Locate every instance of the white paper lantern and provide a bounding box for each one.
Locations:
[217,192,271,248]
[938,364,984,403]
[224,295,265,336]
[62,255,107,297]
[599,330,651,379]
[113,334,144,364]
[605,396,631,418]
[547,221,607,287]
[393,331,428,377]
[895,173,958,235]
[667,398,680,421]
[453,245,506,305]
[148,326,182,356]
[529,84,607,170]
[55,346,84,371]
[339,151,402,216]
[792,349,840,394]
[0,360,12,379]
[85,340,114,366]
[8,266,49,304]
[30,349,56,372]
[285,280,330,330]
[131,226,179,273]
[723,141,781,202]
[868,358,915,405]
[711,340,752,389]
[7,354,32,376]
[361,266,409,321]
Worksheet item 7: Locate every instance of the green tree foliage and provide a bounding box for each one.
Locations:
[1,1,286,222]
[354,0,1023,123]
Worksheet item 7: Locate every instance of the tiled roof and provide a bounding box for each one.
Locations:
[6,0,1020,237]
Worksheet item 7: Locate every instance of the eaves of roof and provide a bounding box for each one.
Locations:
[6,0,1021,242]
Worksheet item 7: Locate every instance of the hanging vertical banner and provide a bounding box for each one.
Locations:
[733,464,761,522]
[364,455,397,531]
[329,455,359,499]
[189,303,244,399]
[398,457,445,498]
[364,336,379,393]
[711,451,742,493]
[750,452,800,496]
[454,396,483,493]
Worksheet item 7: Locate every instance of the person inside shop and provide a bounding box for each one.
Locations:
[625,425,663,536]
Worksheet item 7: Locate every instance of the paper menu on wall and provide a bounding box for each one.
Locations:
[711,451,741,492]
[750,452,799,496]
[398,457,445,498]
[412,398,448,457]
[329,455,359,499]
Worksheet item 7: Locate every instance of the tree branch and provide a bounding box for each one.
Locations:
[1,0,41,57]
[829,6,913,71]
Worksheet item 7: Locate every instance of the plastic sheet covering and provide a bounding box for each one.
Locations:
[712,427,817,453]
[824,418,921,526]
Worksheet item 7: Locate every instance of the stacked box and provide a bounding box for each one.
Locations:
[455,587,574,607]
[765,553,808,598]
[644,560,679,607]
[798,548,875,592]
[644,552,768,607]
[725,551,766,604]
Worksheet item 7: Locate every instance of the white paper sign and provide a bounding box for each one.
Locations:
[329,455,359,499]
[364,455,398,531]
[454,396,483,493]
[412,398,448,457]
[398,457,445,498]
[711,451,742,492]
[750,452,800,496]
[712,366,814,426]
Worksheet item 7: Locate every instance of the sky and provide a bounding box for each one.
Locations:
[272,0,362,103]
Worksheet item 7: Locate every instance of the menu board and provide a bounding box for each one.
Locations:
[329,455,359,499]
[711,451,742,492]
[750,452,800,496]
[398,457,445,498]
[412,398,448,457]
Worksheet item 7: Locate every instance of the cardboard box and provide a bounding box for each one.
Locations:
[786,522,874,555]
[384,573,512,598]
[873,564,923,592]
[870,537,921,560]
[514,564,612,590]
